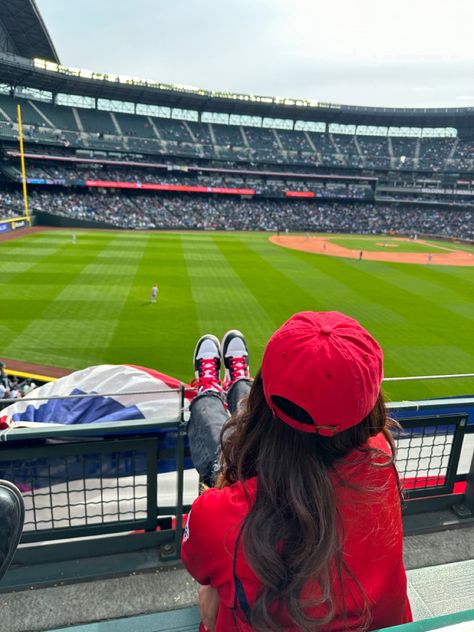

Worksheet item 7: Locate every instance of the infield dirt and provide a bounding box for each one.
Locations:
[271,236,474,266]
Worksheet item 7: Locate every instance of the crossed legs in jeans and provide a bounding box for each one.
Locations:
[187,379,252,487]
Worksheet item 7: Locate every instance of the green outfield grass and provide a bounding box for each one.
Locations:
[1,230,473,401]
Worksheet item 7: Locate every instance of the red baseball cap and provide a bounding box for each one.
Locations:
[261,311,383,436]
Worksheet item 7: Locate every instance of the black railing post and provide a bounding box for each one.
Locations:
[465,451,474,515]
[174,384,186,559]
[453,450,474,519]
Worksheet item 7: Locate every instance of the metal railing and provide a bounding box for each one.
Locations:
[0,382,473,588]
[394,414,467,499]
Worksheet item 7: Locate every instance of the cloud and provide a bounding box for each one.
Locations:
[36,0,474,108]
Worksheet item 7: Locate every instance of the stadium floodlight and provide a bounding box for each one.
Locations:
[31,57,343,111]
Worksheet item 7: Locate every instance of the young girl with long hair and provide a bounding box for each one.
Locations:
[182,311,412,631]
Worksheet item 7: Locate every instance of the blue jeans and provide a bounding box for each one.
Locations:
[187,379,252,486]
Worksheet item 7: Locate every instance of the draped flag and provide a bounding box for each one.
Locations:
[0,365,195,489]
[1,364,191,427]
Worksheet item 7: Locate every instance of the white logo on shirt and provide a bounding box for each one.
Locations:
[183,509,191,542]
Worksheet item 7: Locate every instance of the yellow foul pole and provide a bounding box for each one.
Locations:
[17,104,31,226]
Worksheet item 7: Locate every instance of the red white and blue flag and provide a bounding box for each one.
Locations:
[1,364,192,427]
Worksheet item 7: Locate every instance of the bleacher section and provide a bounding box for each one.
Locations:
[419,139,455,171]
[75,108,116,135]
[1,93,471,174]
[34,100,79,131]
[358,136,392,169]
[0,91,473,239]
[211,121,244,147]
[0,95,46,127]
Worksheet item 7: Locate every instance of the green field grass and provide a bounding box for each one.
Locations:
[329,236,452,253]
[1,230,473,401]
[425,239,474,253]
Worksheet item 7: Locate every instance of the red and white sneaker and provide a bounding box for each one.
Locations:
[221,330,250,389]
[193,334,223,395]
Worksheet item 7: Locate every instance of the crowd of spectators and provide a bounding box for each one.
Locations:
[419,139,454,172]
[0,362,36,409]
[3,112,472,172]
[16,164,374,200]
[0,192,25,219]
[450,140,474,170]
[1,189,472,240]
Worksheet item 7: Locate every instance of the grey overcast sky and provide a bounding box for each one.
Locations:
[36,0,474,109]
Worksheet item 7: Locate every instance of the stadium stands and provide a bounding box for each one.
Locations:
[358,136,392,169]
[0,91,470,174]
[2,186,472,238]
[1,85,471,242]
[419,139,456,171]
[114,112,156,139]
[0,100,473,239]
[0,11,473,632]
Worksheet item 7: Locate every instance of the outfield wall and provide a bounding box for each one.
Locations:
[0,217,30,234]
[34,210,122,230]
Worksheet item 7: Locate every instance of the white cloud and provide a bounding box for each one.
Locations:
[36,0,474,108]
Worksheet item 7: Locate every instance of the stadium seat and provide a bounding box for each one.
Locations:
[0,480,25,582]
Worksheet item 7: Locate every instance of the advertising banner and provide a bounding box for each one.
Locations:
[285,191,315,198]
[11,220,27,230]
[85,180,255,196]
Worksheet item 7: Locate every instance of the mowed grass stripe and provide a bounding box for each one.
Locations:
[239,236,414,388]
[245,237,408,325]
[0,232,111,342]
[262,242,473,398]
[105,234,201,381]
[214,235,410,385]
[284,250,471,349]
[2,230,473,400]
[214,235,331,366]
[2,233,142,369]
[311,257,474,398]
[0,231,68,283]
[374,261,474,318]
[330,237,436,253]
[342,259,474,349]
[384,262,474,326]
[425,239,474,253]
[424,265,474,300]
[182,234,276,366]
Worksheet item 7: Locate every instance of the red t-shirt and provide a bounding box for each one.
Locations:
[181,432,412,631]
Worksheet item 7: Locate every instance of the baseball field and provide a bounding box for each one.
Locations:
[1,228,473,401]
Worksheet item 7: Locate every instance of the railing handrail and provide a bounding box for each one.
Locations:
[0,386,190,405]
[384,373,474,382]
[1,372,473,407]
[0,416,183,441]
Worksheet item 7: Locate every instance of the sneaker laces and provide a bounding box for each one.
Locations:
[225,356,249,389]
[193,357,222,393]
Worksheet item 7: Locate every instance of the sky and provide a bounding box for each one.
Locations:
[36,0,474,109]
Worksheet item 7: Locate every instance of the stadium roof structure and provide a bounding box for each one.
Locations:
[0,0,59,64]
[3,52,474,130]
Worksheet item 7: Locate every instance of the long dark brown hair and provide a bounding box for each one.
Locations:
[217,371,401,632]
